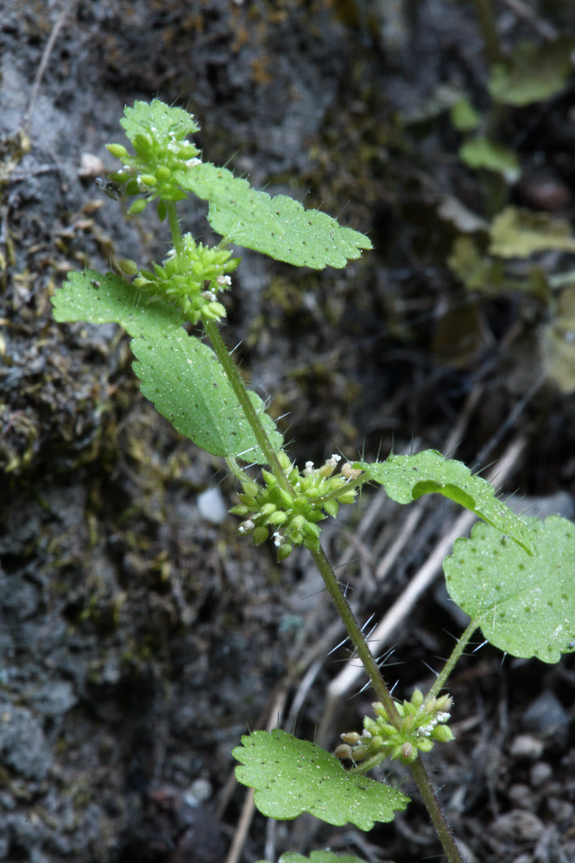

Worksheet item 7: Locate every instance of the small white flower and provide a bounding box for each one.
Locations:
[273,531,283,547]
[238,519,255,535]
[303,461,314,476]
[185,157,201,168]
[217,274,232,286]
[326,454,341,467]
[202,290,216,301]
[436,712,451,723]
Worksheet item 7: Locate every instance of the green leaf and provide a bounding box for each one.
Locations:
[488,37,574,107]
[540,285,575,394]
[444,516,575,663]
[450,98,481,132]
[489,206,575,258]
[355,450,534,554]
[176,162,372,269]
[233,729,409,830]
[51,270,283,463]
[51,269,183,337]
[447,236,505,295]
[459,138,520,183]
[131,330,283,462]
[120,98,199,141]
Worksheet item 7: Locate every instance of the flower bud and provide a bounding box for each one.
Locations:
[277,452,292,471]
[379,724,398,738]
[242,482,260,498]
[106,143,128,158]
[277,543,293,562]
[401,714,414,733]
[253,527,269,546]
[334,744,352,761]
[267,511,288,526]
[291,515,305,531]
[140,174,158,187]
[229,505,250,516]
[341,732,362,745]
[117,259,139,276]
[411,688,424,708]
[352,745,368,761]
[372,703,387,720]
[323,499,339,517]
[417,738,434,753]
[401,742,415,762]
[156,166,171,181]
[128,199,147,215]
[278,489,293,509]
[431,724,455,743]
[336,490,356,504]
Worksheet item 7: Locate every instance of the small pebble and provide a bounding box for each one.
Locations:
[197,487,227,524]
[546,796,574,823]
[492,810,544,843]
[530,761,552,788]
[509,735,544,761]
[508,783,533,809]
[522,690,569,742]
[513,855,532,863]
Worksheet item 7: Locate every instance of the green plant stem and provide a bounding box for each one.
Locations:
[426,619,478,704]
[307,540,401,722]
[307,540,465,863]
[472,0,503,64]
[410,757,466,863]
[167,201,185,260]
[204,320,294,496]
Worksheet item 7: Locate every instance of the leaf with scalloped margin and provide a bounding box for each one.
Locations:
[257,853,367,863]
[51,270,283,463]
[176,163,372,269]
[488,37,574,107]
[233,729,408,830]
[489,207,575,259]
[354,450,533,554]
[120,98,199,141]
[444,516,575,663]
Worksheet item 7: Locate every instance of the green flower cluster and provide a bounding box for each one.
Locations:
[230,452,362,560]
[335,689,454,768]
[132,234,239,325]
[105,99,201,213]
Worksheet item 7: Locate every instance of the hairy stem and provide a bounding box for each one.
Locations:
[203,239,464,862]
[410,757,466,863]
[426,619,478,704]
[166,201,185,260]
[204,320,294,496]
[306,540,465,863]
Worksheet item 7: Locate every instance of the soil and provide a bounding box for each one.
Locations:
[1,1,575,862]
